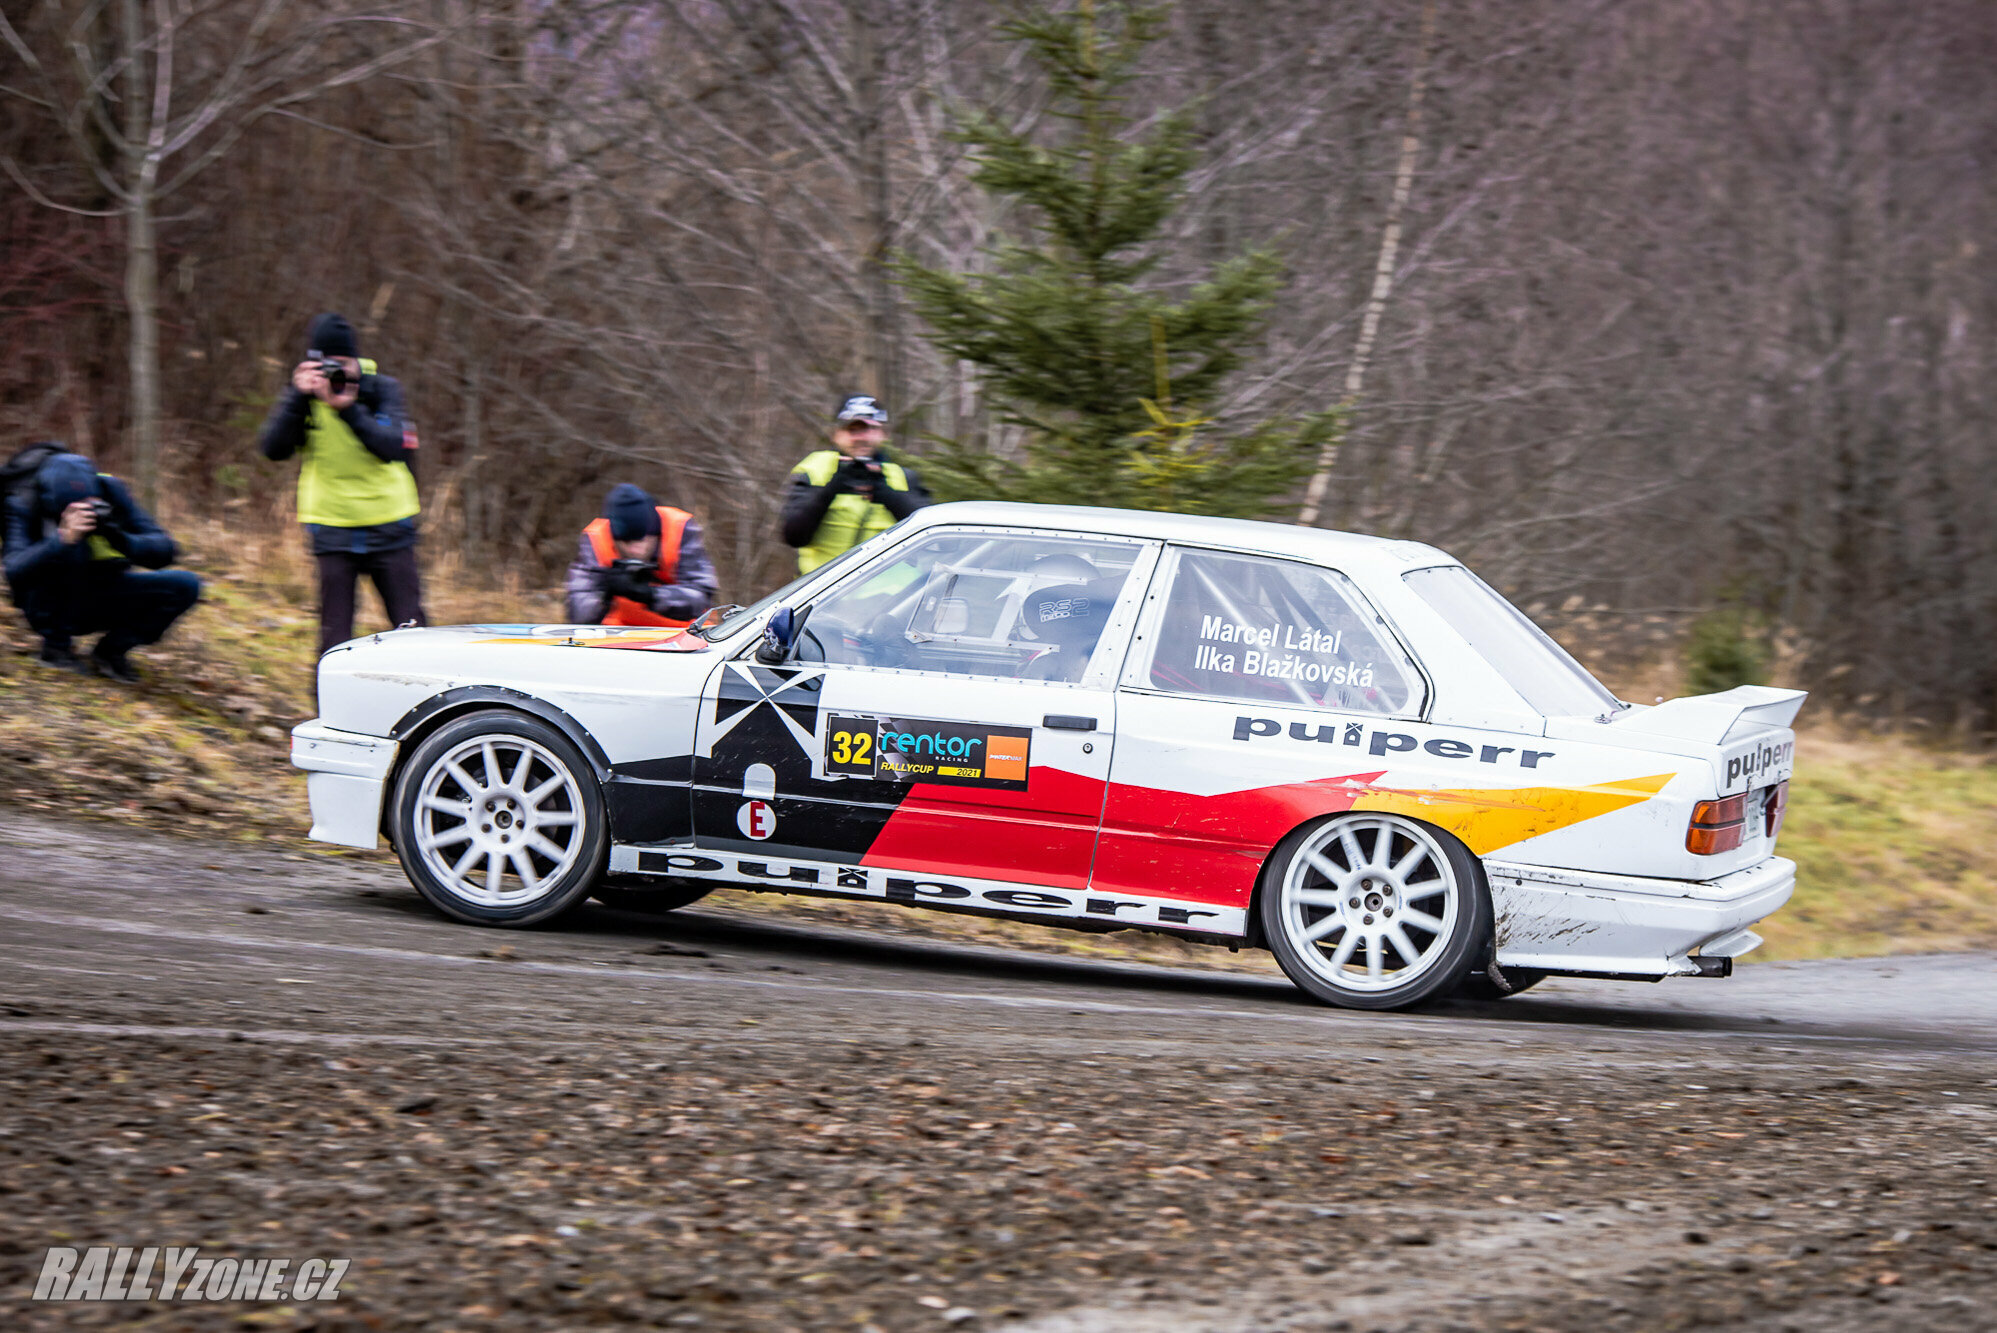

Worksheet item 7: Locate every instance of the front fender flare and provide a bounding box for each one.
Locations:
[387,686,614,781]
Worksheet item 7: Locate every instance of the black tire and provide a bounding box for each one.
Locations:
[1453,965,1549,1000]
[1258,812,1493,1011]
[594,879,715,914]
[389,709,609,927]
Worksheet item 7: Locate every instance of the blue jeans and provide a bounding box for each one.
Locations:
[18,565,202,656]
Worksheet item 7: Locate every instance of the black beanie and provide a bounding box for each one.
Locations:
[605,484,661,542]
[307,312,359,359]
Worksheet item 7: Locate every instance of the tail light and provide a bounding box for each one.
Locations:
[1763,780,1789,840]
[1687,793,1748,855]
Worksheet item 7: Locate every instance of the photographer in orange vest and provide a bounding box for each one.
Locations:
[564,484,718,627]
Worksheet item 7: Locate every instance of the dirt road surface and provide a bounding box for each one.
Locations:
[4,808,1995,1331]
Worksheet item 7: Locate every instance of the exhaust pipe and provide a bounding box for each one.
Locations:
[1688,955,1732,978]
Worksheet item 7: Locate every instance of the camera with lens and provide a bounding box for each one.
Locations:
[609,557,657,584]
[307,348,349,394]
[85,497,115,524]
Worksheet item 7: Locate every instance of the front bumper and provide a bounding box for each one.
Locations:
[291,720,399,850]
[1484,855,1795,977]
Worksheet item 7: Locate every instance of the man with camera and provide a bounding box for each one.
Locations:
[2,445,201,681]
[780,394,931,574]
[258,312,426,657]
[564,483,718,627]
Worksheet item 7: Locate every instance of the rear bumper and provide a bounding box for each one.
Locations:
[1484,855,1795,977]
[291,720,398,850]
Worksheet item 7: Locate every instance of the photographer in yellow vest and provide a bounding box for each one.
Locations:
[258,313,427,657]
[780,394,931,573]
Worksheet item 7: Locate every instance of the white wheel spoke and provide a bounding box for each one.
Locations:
[445,759,483,797]
[1393,842,1429,879]
[511,746,534,788]
[528,834,569,862]
[1294,888,1344,908]
[421,794,471,817]
[1329,931,1360,970]
[1304,850,1343,884]
[1366,824,1396,868]
[533,810,578,827]
[1339,827,1365,871]
[528,774,567,803]
[449,843,483,880]
[1387,924,1422,967]
[1365,935,1384,978]
[1303,913,1344,943]
[420,825,473,852]
[484,852,504,897]
[481,742,502,789]
[1402,878,1449,902]
[509,849,541,890]
[1400,908,1445,933]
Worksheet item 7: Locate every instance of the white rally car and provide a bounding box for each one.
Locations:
[293,503,1802,1010]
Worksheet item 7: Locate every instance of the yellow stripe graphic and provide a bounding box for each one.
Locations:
[1352,772,1676,855]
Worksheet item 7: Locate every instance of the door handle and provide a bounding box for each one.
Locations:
[1042,714,1097,731]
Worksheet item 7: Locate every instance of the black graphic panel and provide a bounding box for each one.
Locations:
[693,665,905,859]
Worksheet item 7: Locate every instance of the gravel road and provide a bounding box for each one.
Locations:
[3,808,1995,1331]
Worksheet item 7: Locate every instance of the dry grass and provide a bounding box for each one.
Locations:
[3,527,1992,966]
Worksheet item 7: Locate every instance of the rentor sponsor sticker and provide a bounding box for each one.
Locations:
[824,714,1032,790]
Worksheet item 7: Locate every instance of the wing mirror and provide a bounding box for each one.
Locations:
[756,605,813,665]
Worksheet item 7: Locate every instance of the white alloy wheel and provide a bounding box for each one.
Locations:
[391,711,608,926]
[1260,813,1490,1010]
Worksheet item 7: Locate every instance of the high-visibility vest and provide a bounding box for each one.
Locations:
[296,359,421,528]
[583,507,692,627]
[793,450,910,573]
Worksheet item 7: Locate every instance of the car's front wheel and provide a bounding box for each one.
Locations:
[390,710,608,926]
[1259,813,1491,1010]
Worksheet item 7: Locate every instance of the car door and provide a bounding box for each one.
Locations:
[1096,545,1431,919]
[691,528,1158,893]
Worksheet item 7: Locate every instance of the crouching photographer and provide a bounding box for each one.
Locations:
[564,483,718,627]
[1,444,201,682]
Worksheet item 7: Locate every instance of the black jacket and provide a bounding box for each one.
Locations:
[258,372,418,555]
[257,373,413,468]
[779,447,931,548]
[3,468,178,594]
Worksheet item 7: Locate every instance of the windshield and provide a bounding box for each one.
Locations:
[698,533,894,639]
[1403,566,1623,717]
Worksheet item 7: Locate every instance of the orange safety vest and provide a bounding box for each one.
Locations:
[583,507,693,627]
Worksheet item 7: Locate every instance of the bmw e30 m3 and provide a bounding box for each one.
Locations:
[291,502,1803,1010]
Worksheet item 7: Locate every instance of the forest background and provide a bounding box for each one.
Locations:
[3,0,1994,736]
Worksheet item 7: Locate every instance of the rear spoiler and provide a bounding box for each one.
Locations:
[1607,686,1807,746]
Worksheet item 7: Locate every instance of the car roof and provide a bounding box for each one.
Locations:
[903,501,1459,579]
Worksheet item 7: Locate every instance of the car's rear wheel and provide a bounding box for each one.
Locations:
[1259,813,1491,1010]
[390,710,608,927]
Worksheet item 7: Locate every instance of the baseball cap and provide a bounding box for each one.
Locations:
[834,394,888,426]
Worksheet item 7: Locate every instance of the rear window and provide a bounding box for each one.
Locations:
[1403,566,1622,717]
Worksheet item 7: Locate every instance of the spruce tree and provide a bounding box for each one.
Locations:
[897,0,1339,516]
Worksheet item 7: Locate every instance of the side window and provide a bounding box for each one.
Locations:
[1139,548,1424,715]
[800,531,1144,681]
